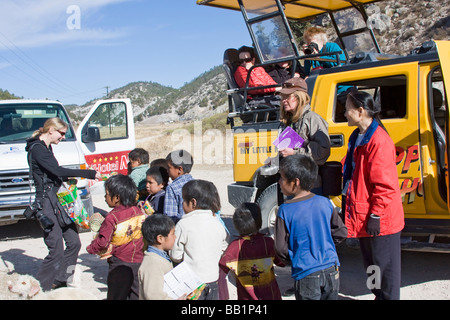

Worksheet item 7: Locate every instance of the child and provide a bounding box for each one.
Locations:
[86,174,145,300]
[219,202,284,300]
[169,179,228,300]
[138,214,176,300]
[163,149,194,223]
[128,148,150,201]
[150,158,169,171]
[274,154,347,300]
[141,166,169,214]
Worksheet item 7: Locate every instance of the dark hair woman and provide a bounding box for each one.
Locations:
[343,90,404,300]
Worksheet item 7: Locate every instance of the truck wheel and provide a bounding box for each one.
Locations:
[256,183,278,237]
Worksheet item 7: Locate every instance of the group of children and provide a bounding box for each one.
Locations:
[86,148,347,301]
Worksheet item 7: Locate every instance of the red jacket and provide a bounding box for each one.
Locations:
[234,65,277,96]
[87,205,144,263]
[343,121,404,238]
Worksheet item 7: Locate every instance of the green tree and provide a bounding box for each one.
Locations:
[0,89,21,100]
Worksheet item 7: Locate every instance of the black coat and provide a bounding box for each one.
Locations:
[25,137,96,198]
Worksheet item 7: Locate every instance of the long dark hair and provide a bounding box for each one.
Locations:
[347,90,388,133]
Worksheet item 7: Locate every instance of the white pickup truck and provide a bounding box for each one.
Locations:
[0,98,135,226]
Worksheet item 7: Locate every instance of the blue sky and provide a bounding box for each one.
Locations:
[0,0,251,105]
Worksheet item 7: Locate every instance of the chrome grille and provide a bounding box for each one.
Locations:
[0,169,33,193]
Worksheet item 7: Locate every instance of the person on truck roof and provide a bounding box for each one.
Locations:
[303,26,353,94]
[234,46,282,98]
[266,47,306,85]
[303,26,347,76]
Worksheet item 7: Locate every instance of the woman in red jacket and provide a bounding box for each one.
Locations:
[234,46,281,97]
[343,90,404,300]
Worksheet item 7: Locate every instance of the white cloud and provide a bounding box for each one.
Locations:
[0,0,133,49]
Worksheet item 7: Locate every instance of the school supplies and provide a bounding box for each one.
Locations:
[56,182,89,229]
[272,126,305,150]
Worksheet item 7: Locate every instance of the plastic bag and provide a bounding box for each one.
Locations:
[56,182,89,229]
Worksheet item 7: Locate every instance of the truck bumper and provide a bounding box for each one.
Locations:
[0,188,94,226]
[227,183,257,208]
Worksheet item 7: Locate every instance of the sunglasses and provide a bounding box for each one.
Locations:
[239,57,253,63]
[56,129,66,136]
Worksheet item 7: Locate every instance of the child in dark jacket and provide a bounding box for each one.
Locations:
[87,174,145,300]
[144,165,169,214]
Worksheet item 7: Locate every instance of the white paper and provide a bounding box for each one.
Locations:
[163,262,203,299]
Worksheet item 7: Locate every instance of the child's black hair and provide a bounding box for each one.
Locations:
[104,174,137,207]
[166,149,193,173]
[233,202,262,236]
[279,154,318,191]
[150,158,169,171]
[146,166,169,186]
[141,214,175,246]
[182,179,219,211]
[129,148,149,164]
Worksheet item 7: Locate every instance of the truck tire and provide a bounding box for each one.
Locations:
[256,183,278,237]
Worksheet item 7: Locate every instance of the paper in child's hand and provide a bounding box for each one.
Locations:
[163,262,204,300]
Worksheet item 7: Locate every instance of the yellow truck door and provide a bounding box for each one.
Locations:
[435,41,450,213]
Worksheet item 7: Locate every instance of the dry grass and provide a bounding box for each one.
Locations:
[134,120,234,167]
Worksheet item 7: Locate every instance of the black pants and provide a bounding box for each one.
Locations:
[36,195,81,291]
[359,231,401,300]
[107,256,141,300]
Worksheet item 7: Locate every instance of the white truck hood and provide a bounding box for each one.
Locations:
[0,140,86,171]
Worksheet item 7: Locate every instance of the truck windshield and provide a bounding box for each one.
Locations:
[0,103,73,143]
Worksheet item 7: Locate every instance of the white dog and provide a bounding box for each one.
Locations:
[0,257,20,300]
[8,274,99,300]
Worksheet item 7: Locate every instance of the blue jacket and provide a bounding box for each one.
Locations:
[275,193,341,280]
[304,42,345,75]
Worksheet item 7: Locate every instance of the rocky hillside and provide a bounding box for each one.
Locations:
[376,0,449,54]
[68,0,448,124]
[312,0,450,55]
[68,66,228,125]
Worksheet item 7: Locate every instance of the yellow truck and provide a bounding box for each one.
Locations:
[198,0,449,251]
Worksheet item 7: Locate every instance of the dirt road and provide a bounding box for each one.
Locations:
[1,164,450,300]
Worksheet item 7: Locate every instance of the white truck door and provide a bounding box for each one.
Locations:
[76,98,135,180]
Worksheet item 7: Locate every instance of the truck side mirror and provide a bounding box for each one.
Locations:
[82,126,100,143]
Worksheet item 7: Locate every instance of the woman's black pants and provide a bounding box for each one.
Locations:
[359,231,401,300]
[35,195,81,291]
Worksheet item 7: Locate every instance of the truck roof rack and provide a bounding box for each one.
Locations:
[349,52,402,64]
